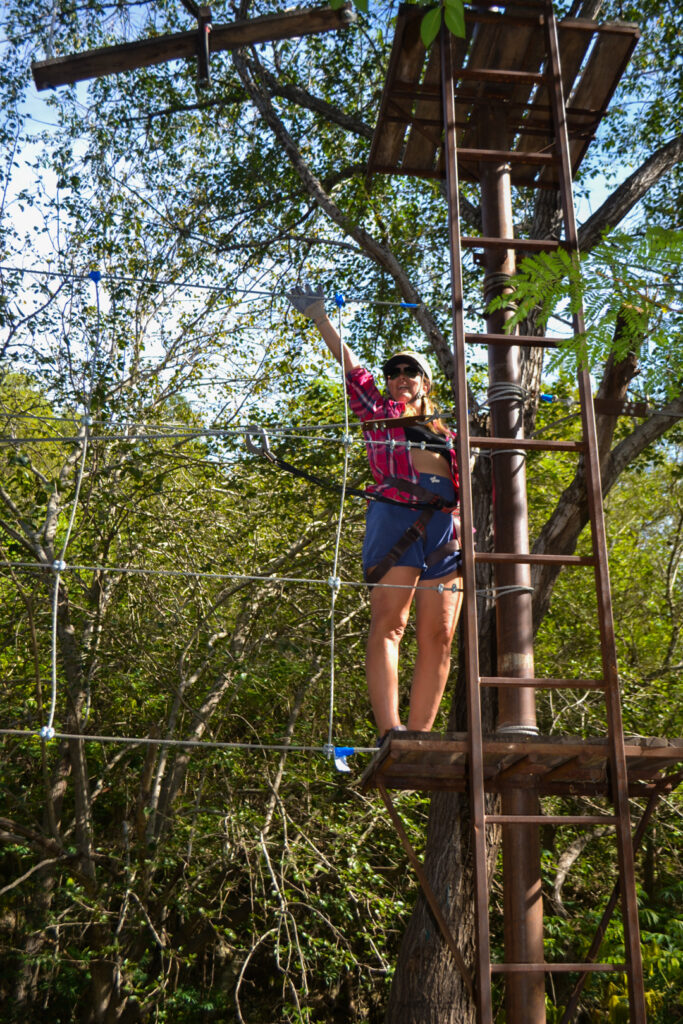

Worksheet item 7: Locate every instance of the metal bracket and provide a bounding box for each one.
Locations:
[197,6,212,87]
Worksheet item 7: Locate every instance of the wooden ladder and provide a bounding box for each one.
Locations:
[441,2,647,1020]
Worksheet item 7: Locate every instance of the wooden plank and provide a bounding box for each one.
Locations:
[542,22,640,183]
[361,733,683,794]
[457,17,542,181]
[401,42,443,173]
[516,19,596,164]
[367,7,426,174]
[32,5,355,90]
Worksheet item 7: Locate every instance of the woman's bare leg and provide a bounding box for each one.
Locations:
[407,572,463,732]
[365,566,421,735]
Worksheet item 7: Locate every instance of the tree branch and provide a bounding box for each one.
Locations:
[257,65,374,140]
[578,133,683,251]
[531,364,683,632]
[231,47,459,385]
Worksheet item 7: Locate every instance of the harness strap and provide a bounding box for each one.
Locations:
[245,426,452,511]
[366,480,462,584]
[365,509,434,586]
[382,475,455,511]
[425,539,460,568]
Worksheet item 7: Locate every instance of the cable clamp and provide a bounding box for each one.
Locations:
[40,725,55,740]
[52,559,67,572]
[389,438,396,450]
[327,576,341,592]
[323,743,335,758]
[81,414,93,426]
[341,433,352,448]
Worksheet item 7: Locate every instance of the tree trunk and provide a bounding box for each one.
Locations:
[386,459,498,1022]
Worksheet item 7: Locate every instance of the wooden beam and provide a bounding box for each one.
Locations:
[32,4,355,91]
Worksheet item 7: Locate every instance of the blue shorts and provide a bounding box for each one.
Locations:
[362,474,462,581]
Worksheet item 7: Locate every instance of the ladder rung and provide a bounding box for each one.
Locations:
[491,962,626,974]
[457,147,557,166]
[474,552,594,566]
[464,10,543,29]
[471,437,584,453]
[461,236,560,251]
[486,815,617,825]
[466,332,560,349]
[479,677,605,690]
[456,68,546,86]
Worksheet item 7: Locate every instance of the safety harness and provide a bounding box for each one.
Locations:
[245,424,460,586]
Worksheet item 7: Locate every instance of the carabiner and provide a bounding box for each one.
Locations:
[245,424,273,460]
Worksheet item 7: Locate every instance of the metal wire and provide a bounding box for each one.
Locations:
[0,262,422,308]
[326,301,350,752]
[0,727,376,756]
[0,559,462,592]
[44,274,102,739]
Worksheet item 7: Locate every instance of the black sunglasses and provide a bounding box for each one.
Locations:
[385,364,422,380]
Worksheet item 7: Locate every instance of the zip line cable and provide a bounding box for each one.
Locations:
[0,262,421,308]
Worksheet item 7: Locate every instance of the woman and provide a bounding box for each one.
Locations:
[288,286,463,740]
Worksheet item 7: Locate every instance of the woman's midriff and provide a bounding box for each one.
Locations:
[410,447,451,477]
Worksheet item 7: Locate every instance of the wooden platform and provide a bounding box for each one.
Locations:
[360,732,683,797]
[367,2,640,188]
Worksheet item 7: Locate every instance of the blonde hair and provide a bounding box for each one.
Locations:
[420,394,450,437]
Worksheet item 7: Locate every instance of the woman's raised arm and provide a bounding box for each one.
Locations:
[287,285,360,374]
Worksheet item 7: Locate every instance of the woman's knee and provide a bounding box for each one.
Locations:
[369,613,409,645]
[416,614,456,653]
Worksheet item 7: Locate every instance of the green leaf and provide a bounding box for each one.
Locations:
[444,0,466,38]
[421,6,442,49]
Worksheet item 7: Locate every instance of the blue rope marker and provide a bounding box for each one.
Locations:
[88,269,102,283]
[400,301,418,308]
[334,291,345,308]
[324,743,355,772]
[540,393,556,403]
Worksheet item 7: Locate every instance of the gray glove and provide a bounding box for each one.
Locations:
[287,283,326,322]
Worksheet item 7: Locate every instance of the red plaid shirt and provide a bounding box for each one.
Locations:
[345,365,459,508]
